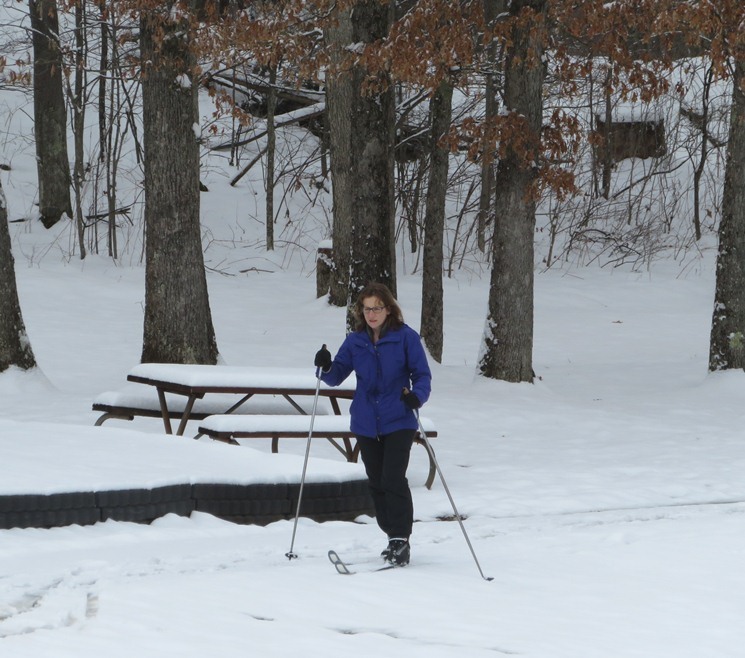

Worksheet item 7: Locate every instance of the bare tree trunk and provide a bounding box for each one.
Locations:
[709,58,745,371]
[326,1,396,323]
[30,0,73,229]
[479,0,546,383]
[477,87,496,254]
[140,3,218,365]
[320,106,330,180]
[71,0,87,259]
[0,182,36,372]
[601,65,613,199]
[97,0,108,164]
[692,65,714,242]
[106,113,120,259]
[402,156,426,254]
[326,8,353,307]
[265,66,277,251]
[346,0,397,324]
[420,78,453,363]
[477,0,504,253]
[105,9,121,259]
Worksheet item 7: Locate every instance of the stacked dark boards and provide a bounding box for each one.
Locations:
[194,480,373,524]
[0,481,373,529]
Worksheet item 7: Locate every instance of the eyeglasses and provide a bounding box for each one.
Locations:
[362,306,387,315]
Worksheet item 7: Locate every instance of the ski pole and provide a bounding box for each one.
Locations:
[415,409,494,582]
[285,366,323,560]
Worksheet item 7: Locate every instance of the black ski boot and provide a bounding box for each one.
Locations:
[384,538,410,566]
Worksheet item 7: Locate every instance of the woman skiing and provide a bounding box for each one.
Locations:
[314,282,432,566]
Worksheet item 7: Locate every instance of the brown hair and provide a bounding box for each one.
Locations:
[353,282,404,332]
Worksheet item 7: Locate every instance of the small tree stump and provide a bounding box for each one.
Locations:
[316,240,333,298]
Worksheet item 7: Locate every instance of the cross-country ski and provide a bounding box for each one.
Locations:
[328,550,396,575]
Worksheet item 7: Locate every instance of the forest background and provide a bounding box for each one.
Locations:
[2,0,745,381]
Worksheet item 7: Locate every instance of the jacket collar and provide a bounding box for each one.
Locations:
[366,324,387,342]
[359,324,403,345]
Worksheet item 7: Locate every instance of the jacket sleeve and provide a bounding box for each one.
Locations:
[319,336,354,387]
[405,328,432,406]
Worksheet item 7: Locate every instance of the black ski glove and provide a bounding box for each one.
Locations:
[400,388,421,410]
[314,344,332,371]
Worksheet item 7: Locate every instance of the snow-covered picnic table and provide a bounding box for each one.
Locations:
[93,363,355,436]
[93,363,438,488]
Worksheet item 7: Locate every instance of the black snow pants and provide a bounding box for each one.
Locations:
[356,428,415,539]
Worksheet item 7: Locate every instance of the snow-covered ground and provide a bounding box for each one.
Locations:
[2,250,745,657]
[2,11,743,650]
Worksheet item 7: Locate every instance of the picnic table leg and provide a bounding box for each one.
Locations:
[94,412,134,426]
[282,394,307,415]
[321,437,354,460]
[175,395,198,436]
[192,394,255,439]
[223,393,255,414]
[156,388,173,434]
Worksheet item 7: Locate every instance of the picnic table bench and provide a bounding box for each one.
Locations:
[197,414,439,489]
[93,384,334,428]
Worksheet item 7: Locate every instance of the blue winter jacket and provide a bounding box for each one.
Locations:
[320,324,432,438]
